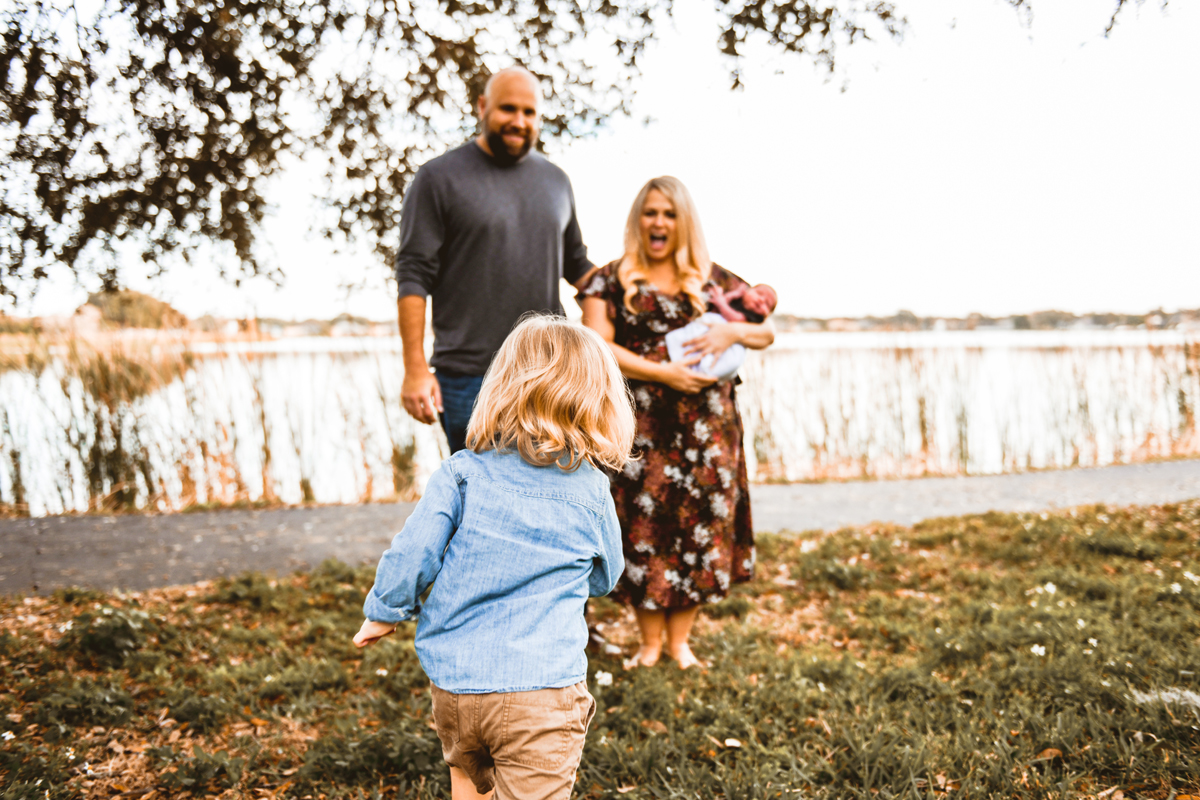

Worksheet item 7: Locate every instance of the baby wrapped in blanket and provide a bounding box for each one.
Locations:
[664,284,778,380]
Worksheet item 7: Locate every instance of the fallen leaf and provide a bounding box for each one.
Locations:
[126,743,150,754]
[724,738,742,748]
[167,729,181,744]
[250,717,271,727]
[605,706,627,715]
[640,719,668,735]
[281,768,298,776]
[108,739,125,754]
[617,786,637,794]
[1034,748,1063,761]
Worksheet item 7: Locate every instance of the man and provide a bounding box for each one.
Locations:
[395,66,595,452]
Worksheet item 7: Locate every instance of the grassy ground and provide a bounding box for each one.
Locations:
[2,501,1199,799]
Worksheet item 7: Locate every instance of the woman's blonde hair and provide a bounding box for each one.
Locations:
[466,314,636,471]
[618,176,712,316]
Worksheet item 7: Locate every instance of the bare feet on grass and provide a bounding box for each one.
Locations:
[623,645,662,670]
[666,643,707,670]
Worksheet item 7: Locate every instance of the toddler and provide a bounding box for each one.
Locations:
[353,315,634,800]
[664,283,779,380]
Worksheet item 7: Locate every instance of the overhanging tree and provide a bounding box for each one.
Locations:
[0,0,1153,299]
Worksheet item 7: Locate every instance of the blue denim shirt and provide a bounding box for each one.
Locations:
[364,448,624,693]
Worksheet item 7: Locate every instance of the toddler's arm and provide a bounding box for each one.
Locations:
[361,463,463,627]
[588,499,626,597]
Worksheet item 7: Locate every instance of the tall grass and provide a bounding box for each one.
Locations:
[0,338,437,516]
[1,332,1198,514]
[739,333,1200,481]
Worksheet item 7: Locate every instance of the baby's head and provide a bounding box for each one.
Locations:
[741,284,778,318]
[467,314,635,471]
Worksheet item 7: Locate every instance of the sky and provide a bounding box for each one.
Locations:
[25,0,1200,321]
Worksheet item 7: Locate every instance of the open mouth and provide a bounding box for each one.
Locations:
[649,234,668,247]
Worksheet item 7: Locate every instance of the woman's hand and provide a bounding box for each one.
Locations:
[353,619,397,648]
[657,359,718,394]
[684,322,742,362]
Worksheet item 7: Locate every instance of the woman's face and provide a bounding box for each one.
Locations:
[639,189,677,262]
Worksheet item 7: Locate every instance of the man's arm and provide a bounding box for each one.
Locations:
[398,295,441,425]
[395,166,445,425]
[572,265,600,292]
[561,183,595,289]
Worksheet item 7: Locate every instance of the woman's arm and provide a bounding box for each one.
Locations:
[580,297,717,394]
[683,318,775,361]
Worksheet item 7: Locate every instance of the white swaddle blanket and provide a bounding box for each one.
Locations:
[664,312,746,380]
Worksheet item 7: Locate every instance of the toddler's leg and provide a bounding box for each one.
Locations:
[451,766,494,800]
[431,685,497,798]
[490,683,596,800]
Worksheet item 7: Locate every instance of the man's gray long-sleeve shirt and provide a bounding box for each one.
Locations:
[395,142,593,375]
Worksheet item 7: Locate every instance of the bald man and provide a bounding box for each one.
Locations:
[395,67,596,453]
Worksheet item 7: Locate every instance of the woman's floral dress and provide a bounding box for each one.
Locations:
[579,261,756,610]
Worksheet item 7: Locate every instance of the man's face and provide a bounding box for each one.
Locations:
[478,74,540,164]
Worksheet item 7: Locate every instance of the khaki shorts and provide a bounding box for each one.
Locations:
[430,681,596,799]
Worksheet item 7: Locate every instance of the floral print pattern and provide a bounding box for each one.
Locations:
[579,261,756,610]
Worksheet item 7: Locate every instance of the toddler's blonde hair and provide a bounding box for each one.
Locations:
[466,314,636,471]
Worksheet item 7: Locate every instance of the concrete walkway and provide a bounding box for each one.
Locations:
[3,459,1198,595]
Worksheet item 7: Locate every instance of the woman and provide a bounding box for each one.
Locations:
[579,176,775,669]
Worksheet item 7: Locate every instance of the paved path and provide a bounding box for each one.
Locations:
[751,459,1200,533]
[3,460,1198,595]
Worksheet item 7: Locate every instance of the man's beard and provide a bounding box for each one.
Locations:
[485,128,533,167]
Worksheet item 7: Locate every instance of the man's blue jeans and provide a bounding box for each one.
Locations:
[436,370,485,454]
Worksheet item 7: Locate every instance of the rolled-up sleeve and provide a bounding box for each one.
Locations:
[394,167,444,299]
[363,463,463,623]
[561,182,592,286]
[588,498,625,597]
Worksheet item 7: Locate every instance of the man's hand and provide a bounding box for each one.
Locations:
[353,619,398,648]
[402,367,442,425]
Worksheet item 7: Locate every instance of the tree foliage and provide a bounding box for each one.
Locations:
[0,0,1152,299]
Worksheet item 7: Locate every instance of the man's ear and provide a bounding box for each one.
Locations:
[476,95,488,123]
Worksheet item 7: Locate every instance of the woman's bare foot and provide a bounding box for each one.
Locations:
[623,646,662,670]
[666,643,707,670]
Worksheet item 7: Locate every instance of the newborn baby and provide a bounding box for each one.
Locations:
[708,284,778,324]
[665,283,779,380]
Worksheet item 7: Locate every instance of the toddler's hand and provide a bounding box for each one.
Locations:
[353,619,397,648]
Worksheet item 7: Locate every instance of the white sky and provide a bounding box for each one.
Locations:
[26,0,1200,320]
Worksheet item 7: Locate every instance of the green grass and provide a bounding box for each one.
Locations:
[2,502,1199,798]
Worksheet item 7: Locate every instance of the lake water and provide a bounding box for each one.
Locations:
[2,330,1197,516]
